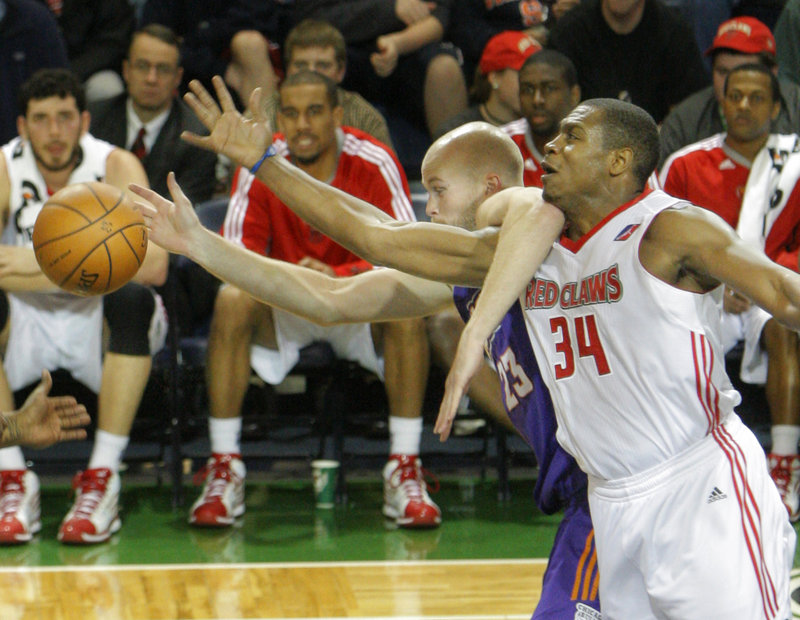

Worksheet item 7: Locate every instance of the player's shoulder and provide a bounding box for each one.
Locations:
[661,133,725,171]
[339,126,405,176]
[499,118,527,138]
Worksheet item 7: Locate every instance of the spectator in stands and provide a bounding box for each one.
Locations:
[0,0,69,143]
[659,63,800,523]
[660,0,737,74]
[448,0,549,77]
[775,0,800,88]
[501,49,581,187]
[295,0,467,137]
[262,19,393,149]
[547,0,708,124]
[89,24,217,205]
[190,71,439,531]
[140,0,282,106]
[38,0,135,103]
[660,15,800,166]
[434,31,540,140]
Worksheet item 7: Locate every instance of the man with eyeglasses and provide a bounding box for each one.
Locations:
[89,23,218,204]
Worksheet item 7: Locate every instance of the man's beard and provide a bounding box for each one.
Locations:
[32,144,81,173]
[293,151,322,166]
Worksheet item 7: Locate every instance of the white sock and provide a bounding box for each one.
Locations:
[771,424,800,456]
[209,416,242,455]
[0,446,27,470]
[389,416,422,456]
[88,430,130,472]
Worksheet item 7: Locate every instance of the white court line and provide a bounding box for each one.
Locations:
[0,557,548,573]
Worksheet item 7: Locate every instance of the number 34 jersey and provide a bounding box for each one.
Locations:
[521,189,741,482]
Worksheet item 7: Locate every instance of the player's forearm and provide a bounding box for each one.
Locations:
[133,243,168,286]
[466,196,563,342]
[0,273,58,292]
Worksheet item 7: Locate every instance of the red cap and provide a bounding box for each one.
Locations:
[706,16,776,56]
[479,31,541,74]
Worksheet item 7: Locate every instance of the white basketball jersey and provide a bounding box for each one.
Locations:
[521,189,741,481]
[1,133,114,392]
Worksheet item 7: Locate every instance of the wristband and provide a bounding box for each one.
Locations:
[249,145,277,174]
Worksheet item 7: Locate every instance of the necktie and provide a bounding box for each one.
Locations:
[131,127,146,160]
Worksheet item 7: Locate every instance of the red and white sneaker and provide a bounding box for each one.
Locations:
[58,468,121,544]
[189,453,246,527]
[0,470,40,544]
[769,453,800,522]
[383,455,441,528]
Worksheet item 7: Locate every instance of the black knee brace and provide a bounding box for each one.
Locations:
[103,283,155,356]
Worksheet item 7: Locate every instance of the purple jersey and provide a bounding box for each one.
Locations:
[453,286,586,513]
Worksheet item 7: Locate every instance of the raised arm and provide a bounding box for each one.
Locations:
[436,192,564,440]
[130,175,455,324]
[181,77,497,286]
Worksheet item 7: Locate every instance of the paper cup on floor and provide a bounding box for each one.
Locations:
[312,460,339,508]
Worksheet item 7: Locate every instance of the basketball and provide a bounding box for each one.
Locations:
[32,182,148,296]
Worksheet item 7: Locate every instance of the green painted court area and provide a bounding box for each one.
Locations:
[0,476,562,567]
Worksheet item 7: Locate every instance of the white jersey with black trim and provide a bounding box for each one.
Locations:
[521,189,741,481]
[0,133,114,392]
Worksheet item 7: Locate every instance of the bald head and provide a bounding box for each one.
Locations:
[424,122,524,187]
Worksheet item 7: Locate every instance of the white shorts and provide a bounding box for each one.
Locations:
[719,305,771,384]
[4,289,167,393]
[250,308,384,385]
[588,414,795,620]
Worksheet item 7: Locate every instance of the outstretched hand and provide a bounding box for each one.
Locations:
[434,327,487,441]
[129,172,201,257]
[5,370,90,449]
[182,76,274,170]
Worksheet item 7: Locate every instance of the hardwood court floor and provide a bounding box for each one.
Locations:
[0,476,797,619]
[0,476,561,619]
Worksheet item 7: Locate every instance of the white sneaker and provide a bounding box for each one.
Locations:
[58,468,121,544]
[383,455,441,528]
[768,453,800,522]
[0,470,40,544]
[189,453,246,527]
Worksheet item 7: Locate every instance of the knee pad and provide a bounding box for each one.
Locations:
[103,283,156,355]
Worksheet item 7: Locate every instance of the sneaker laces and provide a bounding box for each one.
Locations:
[0,472,26,518]
[193,456,239,501]
[388,459,440,500]
[69,471,110,520]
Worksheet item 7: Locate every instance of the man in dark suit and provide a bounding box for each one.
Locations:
[89,23,217,204]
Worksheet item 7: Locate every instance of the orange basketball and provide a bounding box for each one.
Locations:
[32,182,148,296]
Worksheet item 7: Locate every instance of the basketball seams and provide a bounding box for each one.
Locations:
[85,182,121,215]
[56,225,145,293]
[33,202,132,251]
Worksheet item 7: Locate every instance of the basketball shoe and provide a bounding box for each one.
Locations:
[58,468,121,544]
[189,453,246,527]
[382,455,441,528]
[0,470,41,544]
[768,453,800,522]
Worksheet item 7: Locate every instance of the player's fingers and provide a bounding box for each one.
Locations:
[166,172,191,207]
[188,79,222,118]
[249,87,266,123]
[59,429,88,442]
[212,75,238,114]
[39,369,52,394]
[60,410,90,429]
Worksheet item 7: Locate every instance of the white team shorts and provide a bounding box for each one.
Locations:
[719,304,771,384]
[4,289,167,393]
[249,308,384,385]
[587,414,795,620]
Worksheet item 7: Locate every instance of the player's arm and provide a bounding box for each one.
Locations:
[130,175,456,324]
[0,155,57,292]
[645,206,800,330]
[182,77,498,286]
[436,192,564,440]
[104,149,168,287]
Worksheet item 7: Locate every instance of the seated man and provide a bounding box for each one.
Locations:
[660,63,800,521]
[190,71,438,529]
[0,68,168,544]
[262,19,393,149]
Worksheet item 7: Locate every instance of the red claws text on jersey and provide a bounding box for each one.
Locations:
[525,264,622,310]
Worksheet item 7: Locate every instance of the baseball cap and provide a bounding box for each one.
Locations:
[706,16,776,56]
[479,31,541,74]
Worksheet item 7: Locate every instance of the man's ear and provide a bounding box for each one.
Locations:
[485,172,502,196]
[609,147,634,178]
